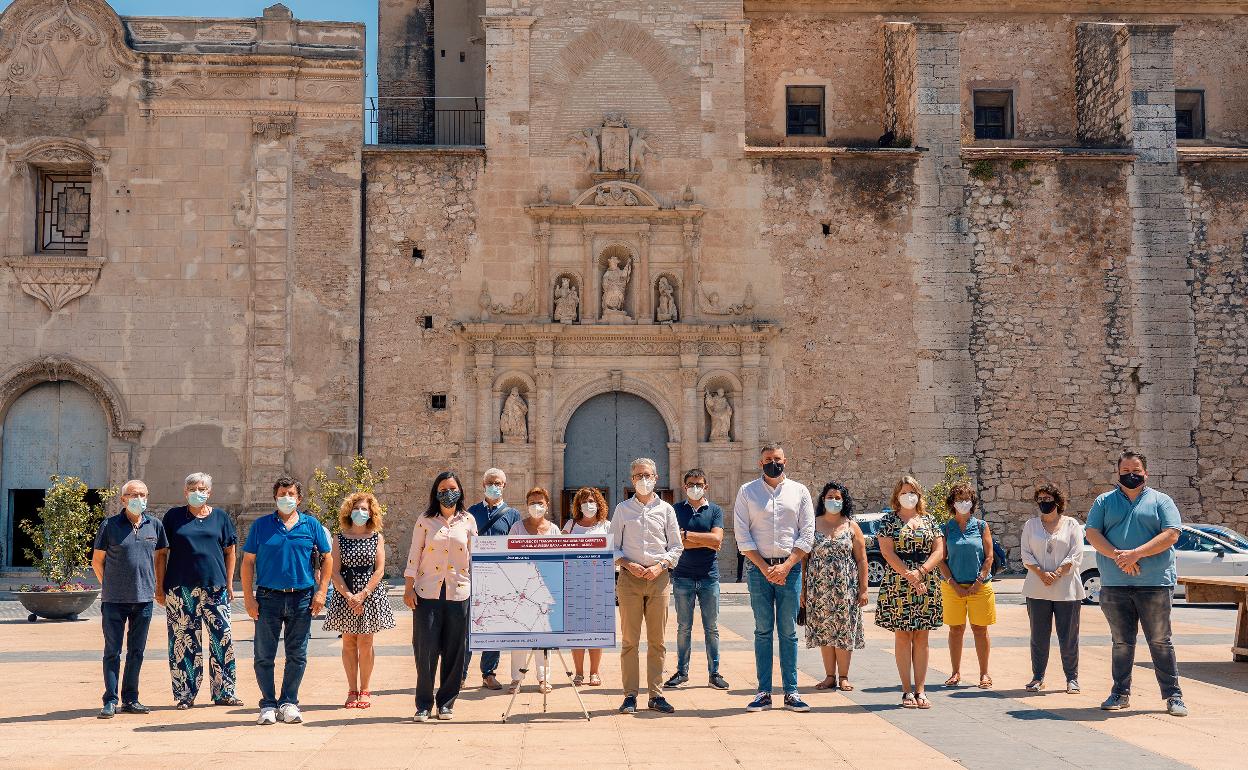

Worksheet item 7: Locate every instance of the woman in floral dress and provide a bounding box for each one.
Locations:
[875,475,945,709]
[802,481,868,691]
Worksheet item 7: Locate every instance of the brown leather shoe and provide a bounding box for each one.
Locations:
[482,674,503,691]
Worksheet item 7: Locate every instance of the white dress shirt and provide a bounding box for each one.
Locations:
[1020,515,1086,602]
[733,477,816,559]
[611,495,683,568]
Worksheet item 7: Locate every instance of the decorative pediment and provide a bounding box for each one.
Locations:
[3,254,105,312]
[5,135,110,171]
[0,0,140,98]
[573,181,660,209]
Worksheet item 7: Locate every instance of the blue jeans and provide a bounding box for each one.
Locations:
[673,576,721,677]
[745,562,801,695]
[101,601,153,705]
[253,588,313,709]
[463,650,500,682]
[1099,586,1182,699]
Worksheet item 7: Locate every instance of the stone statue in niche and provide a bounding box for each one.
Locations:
[706,389,733,442]
[600,255,633,320]
[656,276,678,322]
[500,387,529,443]
[554,277,580,324]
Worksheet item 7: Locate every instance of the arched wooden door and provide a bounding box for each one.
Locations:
[562,391,671,522]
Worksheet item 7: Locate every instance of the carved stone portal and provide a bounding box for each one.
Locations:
[3,255,105,312]
[500,387,529,443]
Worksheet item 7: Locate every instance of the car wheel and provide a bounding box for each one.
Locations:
[867,558,887,587]
[1081,570,1101,605]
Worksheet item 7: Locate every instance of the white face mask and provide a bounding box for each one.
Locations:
[634,477,656,495]
[276,495,298,514]
[686,485,705,501]
[953,500,973,515]
[580,502,598,517]
[898,492,919,511]
[527,503,546,519]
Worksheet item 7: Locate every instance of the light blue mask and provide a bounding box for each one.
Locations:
[276,496,298,514]
[127,497,147,515]
[350,509,371,526]
[824,499,843,514]
[485,484,503,500]
[188,491,209,507]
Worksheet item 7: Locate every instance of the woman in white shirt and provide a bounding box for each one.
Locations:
[563,487,612,686]
[507,487,561,694]
[1020,484,1085,694]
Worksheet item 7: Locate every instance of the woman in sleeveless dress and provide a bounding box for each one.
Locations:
[324,492,395,709]
[802,481,868,691]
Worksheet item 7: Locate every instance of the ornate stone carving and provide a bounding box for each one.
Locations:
[566,114,654,176]
[656,276,678,323]
[568,129,600,172]
[232,184,256,230]
[572,180,659,209]
[699,341,742,357]
[537,184,552,206]
[252,115,295,144]
[495,340,533,356]
[595,183,639,207]
[3,255,105,312]
[600,255,633,321]
[6,136,110,170]
[706,388,733,442]
[702,283,756,316]
[0,353,143,441]
[477,282,534,319]
[556,340,679,357]
[0,0,137,98]
[554,276,580,324]
[500,387,529,443]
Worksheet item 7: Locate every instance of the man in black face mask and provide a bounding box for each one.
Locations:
[1085,450,1187,717]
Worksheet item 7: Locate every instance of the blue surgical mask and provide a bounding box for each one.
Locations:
[824,498,843,514]
[350,509,371,526]
[126,497,147,515]
[485,484,503,500]
[188,490,209,507]
[276,496,298,514]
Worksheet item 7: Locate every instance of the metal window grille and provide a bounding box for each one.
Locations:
[973,91,1014,140]
[37,173,91,253]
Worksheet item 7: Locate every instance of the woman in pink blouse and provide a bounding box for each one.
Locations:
[404,471,478,722]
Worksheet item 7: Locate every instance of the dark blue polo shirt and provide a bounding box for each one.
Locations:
[162,506,237,592]
[468,500,521,537]
[673,500,724,581]
[242,512,331,590]
[93,512,169,604]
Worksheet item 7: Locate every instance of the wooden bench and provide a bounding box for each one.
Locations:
[1178,575,1248,662]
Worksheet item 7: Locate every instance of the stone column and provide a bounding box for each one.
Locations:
[637,228,652,323]
[535,223,552,318]
[740,341,762,471]
[583,227,598,321]
[473,342,495,481]
[888,22,980,481]
[482,15,536,155]
[534,335,555,494]
[680,336,701,472]
[694,20,750,158]
[682,221,699,317]
[1077,23,1199,513]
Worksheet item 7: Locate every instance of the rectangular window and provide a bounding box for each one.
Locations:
[1175,90,1205,139]
[973,90,1014,140]
[37,172,91,253]
[785,86,825,137]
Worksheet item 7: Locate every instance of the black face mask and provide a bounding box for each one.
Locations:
[1037,500,1058,514]
[1118,473,1145,490]
[762,461,785,479]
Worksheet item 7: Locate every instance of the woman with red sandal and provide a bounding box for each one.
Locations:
[324,492,395,709]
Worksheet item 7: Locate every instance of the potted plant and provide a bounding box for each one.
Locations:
[15,475,115,622]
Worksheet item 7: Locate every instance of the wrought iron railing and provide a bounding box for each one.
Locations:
[367,97,485,146]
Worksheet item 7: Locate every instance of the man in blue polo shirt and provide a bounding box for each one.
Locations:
[463,467,520,690]
[1085,450,1187,717]
[91,479,168,719]
[241,475,332,726]
[665,468,729,691]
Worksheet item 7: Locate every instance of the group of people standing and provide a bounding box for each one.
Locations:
[87,447,1189,722]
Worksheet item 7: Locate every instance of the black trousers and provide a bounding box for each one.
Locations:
[412,597,469,711]
[1026,598,1081,681]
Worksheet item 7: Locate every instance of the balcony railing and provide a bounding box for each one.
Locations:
[367,97,484,146]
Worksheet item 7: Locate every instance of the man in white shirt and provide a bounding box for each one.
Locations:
[733,443,815,713]
[612,457,683,715]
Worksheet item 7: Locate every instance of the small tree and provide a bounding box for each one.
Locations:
[925,456,972,525]
[19,475,116,587]
[305,456,389,534]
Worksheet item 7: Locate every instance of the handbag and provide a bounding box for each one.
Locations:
[796,559,808,625]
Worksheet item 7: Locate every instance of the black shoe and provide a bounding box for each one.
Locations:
[619,695,637,714]
[98,702,116,719]
[121,702,150,715]
[648,696,675,714]
[709,673,730,690]
[664,673,688,688]
[213,696,244,707]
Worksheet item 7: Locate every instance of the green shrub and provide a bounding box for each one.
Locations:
[969,160,995,182]
[925,456,973,525]
[20,476,115,586]
[305,456,390,533]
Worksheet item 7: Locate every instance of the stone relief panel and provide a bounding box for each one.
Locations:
[0,0,137,100]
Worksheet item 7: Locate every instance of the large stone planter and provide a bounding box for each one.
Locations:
[15,589,99,622]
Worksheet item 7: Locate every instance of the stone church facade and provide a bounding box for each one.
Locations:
[1,0,1246,571]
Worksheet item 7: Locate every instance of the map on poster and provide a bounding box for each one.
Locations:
[469,535,616,651]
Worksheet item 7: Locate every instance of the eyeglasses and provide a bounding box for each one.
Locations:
[631,474,656,481]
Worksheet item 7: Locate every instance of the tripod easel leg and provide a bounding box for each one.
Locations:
[556,648,592,720]
[501,648,536,723]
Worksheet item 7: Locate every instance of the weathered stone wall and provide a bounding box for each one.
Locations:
[1075,23,1129,147]
[1185,164,1248,529]
[883,22,916,145]
[1173,20,1248,146]
[966,159,1136,556]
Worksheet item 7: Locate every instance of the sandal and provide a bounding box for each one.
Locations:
[539,681,553,694]
[901,692,918,708]
[345,690,359,708]
[509,680,522,694]
[837,677,855,692]
[815,676,836,690]
[1024,680,1043,692]
[943,673,961,687]
[212,696,244,707]
[588,674,601,686]
[573,674,584,686]
[356,691,372,709]
[915,693,932,709]
[978,674,993,690]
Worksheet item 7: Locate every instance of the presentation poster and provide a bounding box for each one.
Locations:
[469,535,616,651]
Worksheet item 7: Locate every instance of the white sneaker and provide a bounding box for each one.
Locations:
[277,703,303,724]
[256,707,277,725]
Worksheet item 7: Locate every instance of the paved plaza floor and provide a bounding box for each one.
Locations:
[2,585,1247,769]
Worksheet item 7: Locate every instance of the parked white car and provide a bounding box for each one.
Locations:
[1080,524,1248,604]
